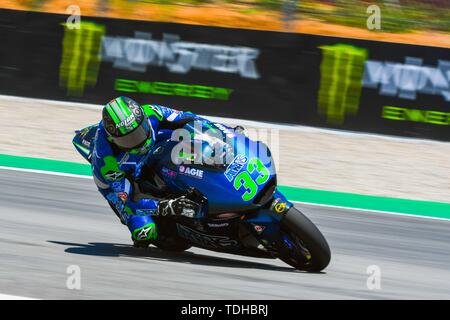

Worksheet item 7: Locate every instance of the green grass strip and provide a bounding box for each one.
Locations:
[278,186,450,220]
[1,153,449,219]
[0,153,91,176]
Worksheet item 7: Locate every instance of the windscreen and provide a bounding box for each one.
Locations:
[172,121,238,169]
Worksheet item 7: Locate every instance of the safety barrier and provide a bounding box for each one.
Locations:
[0,9,448,140]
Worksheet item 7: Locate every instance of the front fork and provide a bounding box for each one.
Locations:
[241,189,293,251]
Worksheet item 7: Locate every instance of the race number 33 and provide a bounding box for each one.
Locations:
[233,158,270,201]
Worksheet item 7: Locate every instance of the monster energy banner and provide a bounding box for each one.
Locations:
[0,9,449,140]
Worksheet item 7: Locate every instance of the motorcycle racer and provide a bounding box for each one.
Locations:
[90,96,202,248]
[72,96,331,272]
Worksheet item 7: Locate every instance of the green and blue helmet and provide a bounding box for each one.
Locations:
[102,96,153,155]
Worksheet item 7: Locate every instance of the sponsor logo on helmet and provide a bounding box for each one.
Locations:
[116,113,136,129]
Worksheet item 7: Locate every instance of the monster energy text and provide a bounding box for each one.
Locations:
[115,78,233,101]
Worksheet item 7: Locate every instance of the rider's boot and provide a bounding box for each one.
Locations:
[132,238,152,248]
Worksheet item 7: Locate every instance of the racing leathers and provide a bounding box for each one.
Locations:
[91,104,200,244]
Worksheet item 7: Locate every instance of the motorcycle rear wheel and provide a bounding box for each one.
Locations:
[277,207,331,272]
[152,236,192,252]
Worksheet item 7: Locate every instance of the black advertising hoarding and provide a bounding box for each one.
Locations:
[0,9,309,124]
[0,9,448,140]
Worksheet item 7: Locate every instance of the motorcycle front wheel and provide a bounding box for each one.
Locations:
[276,207,331,272]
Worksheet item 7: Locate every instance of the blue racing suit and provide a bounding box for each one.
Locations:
[91,104,200,242]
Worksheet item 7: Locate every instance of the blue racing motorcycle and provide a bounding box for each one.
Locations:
[73,119,331,272]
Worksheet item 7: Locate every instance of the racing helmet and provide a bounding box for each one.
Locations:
[102,96,153,155]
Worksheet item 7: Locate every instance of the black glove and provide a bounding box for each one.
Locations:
[157,196,200,218]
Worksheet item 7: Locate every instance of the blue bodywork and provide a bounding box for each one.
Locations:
[73,119,294,255]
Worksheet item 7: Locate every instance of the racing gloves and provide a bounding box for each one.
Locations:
[157,196,200,218]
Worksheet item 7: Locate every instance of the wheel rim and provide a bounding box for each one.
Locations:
[281,232,313,267]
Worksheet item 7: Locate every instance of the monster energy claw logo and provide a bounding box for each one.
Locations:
[59,21,105,97]
[318,44,368,125]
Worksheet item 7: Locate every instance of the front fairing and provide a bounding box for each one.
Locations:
[143,121,278,214]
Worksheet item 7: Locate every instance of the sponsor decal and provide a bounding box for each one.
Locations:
[382,106,450,125]
[111,181,125,193]
[79,126,90,139]
[207,222,230,228]
[274,202,286,213]
[318,44,368,125]
[136,209,157,216]
[224,154,248,182]
[106,193,126,217]
[179,165,204,179]
[253,224,266,234]
[60,22,105,96]
[318,44,450,125]
[161,166,177,178]
[271,198,287,214]
[117,192,128,202]
[137,226,153,240]
[116,113,136,129]
[81,139,91,148]
[102,32,260,79]
[181,207,196,218]
[232,157,271,202]
[176,224,238,249]
[104,171,125,181]
[363,57,450,102]
[115,79,234,101]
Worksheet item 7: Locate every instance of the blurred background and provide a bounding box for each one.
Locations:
[2,0,450,46]
[0,0,449,301]
[0,0,448,201]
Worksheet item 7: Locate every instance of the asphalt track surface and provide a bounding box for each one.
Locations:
[0,169,449,299]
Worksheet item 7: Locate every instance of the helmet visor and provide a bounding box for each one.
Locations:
[112,120,151,150]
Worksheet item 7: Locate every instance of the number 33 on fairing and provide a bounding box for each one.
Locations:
[231,157,270,201]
